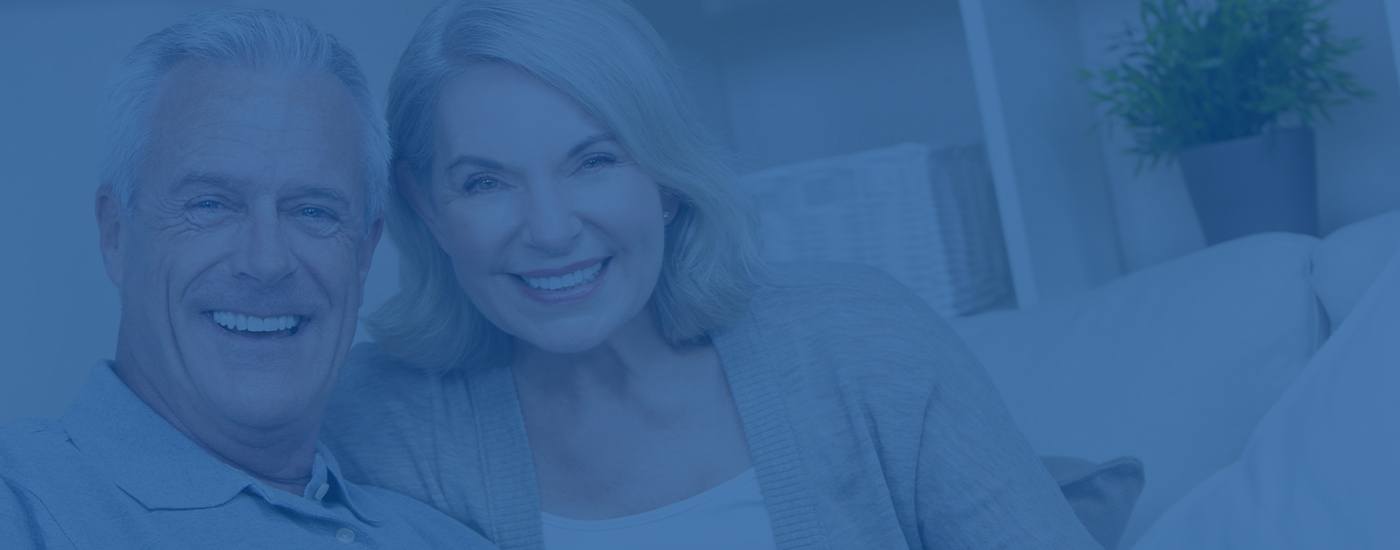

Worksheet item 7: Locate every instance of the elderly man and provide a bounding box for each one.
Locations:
[0,9,494,549]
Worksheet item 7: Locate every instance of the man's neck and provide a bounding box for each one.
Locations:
[111,360,322,496]
[253,468,317,496]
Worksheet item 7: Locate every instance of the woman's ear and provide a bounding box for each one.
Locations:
[659,187,683,225]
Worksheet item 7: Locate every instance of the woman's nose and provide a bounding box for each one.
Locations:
[521,188,582,254]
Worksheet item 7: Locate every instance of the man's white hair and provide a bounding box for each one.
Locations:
[100,8,389,223]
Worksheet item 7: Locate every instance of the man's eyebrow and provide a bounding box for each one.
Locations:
[174,173,352,208]
[285,185,351,207]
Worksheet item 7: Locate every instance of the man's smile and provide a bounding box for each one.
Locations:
[205,310,306,337]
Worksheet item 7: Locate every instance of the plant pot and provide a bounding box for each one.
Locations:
[1177,127,1318,244]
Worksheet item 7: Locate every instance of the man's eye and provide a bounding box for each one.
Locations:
[293,205,342,236]
[184,197,237,227]
[463,176,504,194]
[298,206,335,219]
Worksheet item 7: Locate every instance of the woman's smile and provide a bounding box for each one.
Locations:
[510,257,612,305]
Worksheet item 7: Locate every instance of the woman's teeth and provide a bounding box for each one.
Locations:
[521,262,604,291]
[211,311,301,334]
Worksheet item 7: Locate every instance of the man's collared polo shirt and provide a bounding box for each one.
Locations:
[0,363,495,549]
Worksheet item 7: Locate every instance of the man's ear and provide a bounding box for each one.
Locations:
[95,186,125,288]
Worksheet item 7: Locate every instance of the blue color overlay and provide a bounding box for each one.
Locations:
[2,1,1398,548]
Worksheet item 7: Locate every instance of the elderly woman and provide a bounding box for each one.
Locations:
[323,0,1101,548]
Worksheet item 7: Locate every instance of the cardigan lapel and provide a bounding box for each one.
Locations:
[469,360,546,550]
[712,306,830,550]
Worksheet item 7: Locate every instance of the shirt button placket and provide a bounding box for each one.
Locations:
[335,527,356,544]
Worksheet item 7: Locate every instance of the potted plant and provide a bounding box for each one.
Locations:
[1086,0,1369,243]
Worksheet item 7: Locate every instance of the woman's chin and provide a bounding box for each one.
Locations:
[513,322,614,356]
[527,334,608,356]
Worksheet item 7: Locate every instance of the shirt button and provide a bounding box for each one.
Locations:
[314,483,330,501]
[335,527,356,544]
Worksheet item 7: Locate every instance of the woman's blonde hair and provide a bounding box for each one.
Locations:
[370,0,765,371]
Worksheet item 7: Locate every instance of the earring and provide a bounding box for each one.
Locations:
[662,210,673,221]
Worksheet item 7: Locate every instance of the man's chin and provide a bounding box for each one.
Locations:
[192,364,331,430]
[206,385,322,431]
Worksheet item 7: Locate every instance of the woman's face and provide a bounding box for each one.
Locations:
[410,63,668,355]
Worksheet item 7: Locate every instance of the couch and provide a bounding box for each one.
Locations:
[951,210,1400,547]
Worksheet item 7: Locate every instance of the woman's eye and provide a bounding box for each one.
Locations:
[579,154,618,172]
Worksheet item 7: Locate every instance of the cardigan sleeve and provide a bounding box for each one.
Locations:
[759,261,1103,549]
[910,317,1103,550]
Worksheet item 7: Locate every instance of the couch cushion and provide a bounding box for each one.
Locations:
[1045,455,1146,549]
[1134,242,1400,549]
[952,232,1324,546]
[1311,209,1400,332]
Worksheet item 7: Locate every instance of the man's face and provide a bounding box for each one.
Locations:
[98,63,380,434]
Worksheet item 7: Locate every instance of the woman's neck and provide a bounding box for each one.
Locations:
[509,303,716,403]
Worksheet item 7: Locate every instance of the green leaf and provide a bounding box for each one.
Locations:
[1083,0,1370,165]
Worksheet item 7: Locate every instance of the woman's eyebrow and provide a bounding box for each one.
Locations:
[444,154,507,174]
[563,132,616,160]
[443,133,618,176]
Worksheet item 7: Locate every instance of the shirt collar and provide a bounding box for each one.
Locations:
[314,441,385,524]
[62,362,381,522]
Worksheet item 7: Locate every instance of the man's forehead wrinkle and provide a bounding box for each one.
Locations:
[161,103,313,148]
[140,63,369,225]
[152,120,350,189]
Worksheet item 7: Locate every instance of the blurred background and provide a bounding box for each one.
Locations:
[3,0,1399,442]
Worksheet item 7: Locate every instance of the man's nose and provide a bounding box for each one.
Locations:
[232,209,296,285]
[522,188,582,255]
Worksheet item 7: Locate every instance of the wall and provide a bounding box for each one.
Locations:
[1392,0,1400,80]
[636,0,984,172]
[1316,0,1400,234]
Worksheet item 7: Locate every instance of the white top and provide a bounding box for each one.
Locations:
[541,468,778,550]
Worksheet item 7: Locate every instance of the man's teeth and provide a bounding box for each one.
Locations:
[211,311,301,333]
[521,262,604,291]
